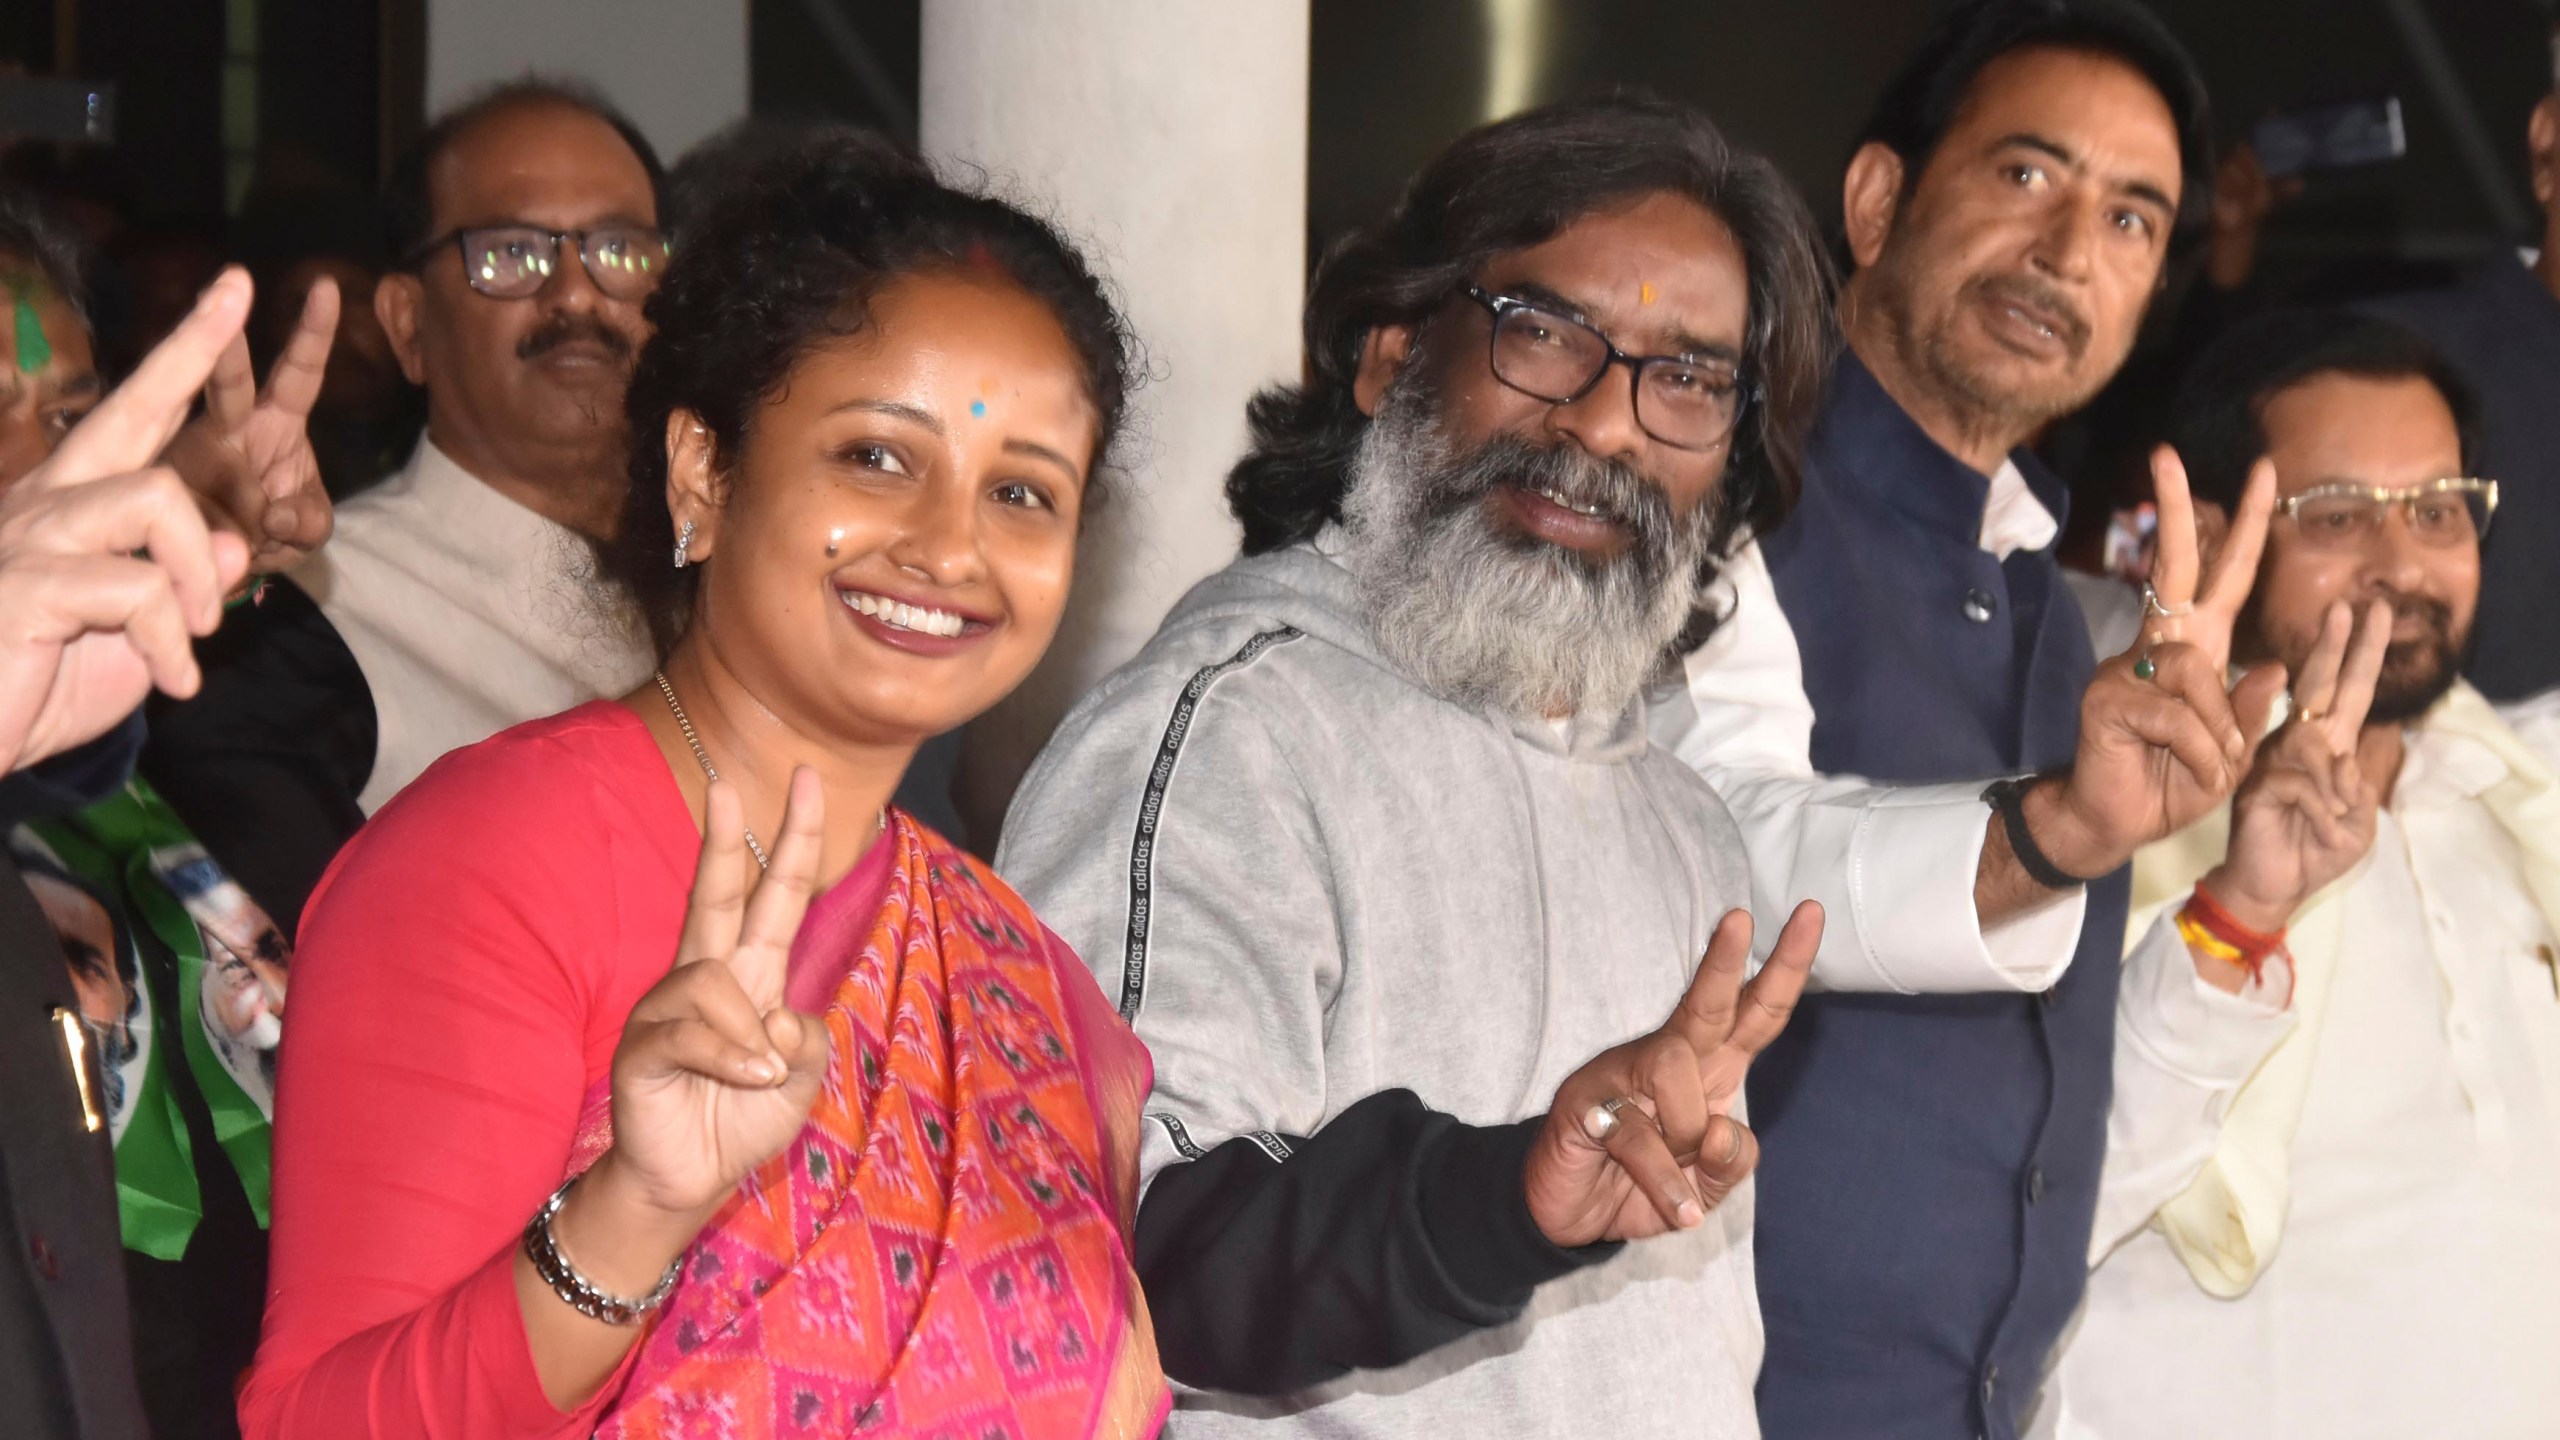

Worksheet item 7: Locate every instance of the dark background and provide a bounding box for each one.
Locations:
[4,1,2546,271]
[747,0,2559,289]
[1,0,2548,523]
[1308,0,2552,277]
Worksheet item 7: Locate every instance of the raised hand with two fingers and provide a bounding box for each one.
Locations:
[160,274,339,571]
[2007,448,2291,895]
[515,770,837,1405]
[1524,901,1823,1249]
[0,269,257,772]
[602,770,834,1222]
[2198,597,2394,945]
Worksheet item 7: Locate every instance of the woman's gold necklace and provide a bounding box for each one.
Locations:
[653,671,882,871]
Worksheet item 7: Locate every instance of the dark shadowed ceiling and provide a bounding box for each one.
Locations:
[755,0,2550,287]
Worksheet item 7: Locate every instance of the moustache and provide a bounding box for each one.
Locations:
[1972,273,2091,357]
[517,316,634,365]
[2356,585,2470,724]
[2365,586,2456,653]
[1423,434,1694,571]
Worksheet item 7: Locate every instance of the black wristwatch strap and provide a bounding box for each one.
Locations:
[1982,776,2100,890]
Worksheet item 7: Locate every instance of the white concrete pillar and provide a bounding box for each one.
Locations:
[425,0,747,161]
[921,0,1309,838]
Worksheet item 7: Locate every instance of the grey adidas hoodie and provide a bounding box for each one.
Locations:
[998,535,1765,1439]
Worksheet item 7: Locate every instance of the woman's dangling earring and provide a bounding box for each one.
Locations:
[672,520,696,570]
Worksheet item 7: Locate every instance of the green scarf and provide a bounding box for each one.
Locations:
[15,777,287,1259]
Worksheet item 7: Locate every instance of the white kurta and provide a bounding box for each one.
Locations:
[290,439,653,813]
[2055,723,2560,1440]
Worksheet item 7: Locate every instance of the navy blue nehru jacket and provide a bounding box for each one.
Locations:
[1748,351,2129,1440]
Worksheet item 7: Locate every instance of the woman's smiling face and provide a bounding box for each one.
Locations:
[670,266,1099,745]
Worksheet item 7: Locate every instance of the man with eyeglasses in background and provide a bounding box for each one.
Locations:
[142,79,667,937]
[2049,309,2560,1440]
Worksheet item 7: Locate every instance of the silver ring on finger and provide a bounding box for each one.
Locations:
[1582,1095,1638,1142]
[2141,582,2194,620]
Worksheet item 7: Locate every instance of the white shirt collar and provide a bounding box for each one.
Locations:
[1978,457,2060,560]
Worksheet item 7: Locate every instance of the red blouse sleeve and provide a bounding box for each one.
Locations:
[239,713,685,1439]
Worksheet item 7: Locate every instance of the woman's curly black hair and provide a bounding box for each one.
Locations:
[1227,91,1835,570]
[598,136,1137,657]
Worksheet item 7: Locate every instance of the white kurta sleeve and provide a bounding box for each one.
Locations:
[1651,538,2085,994]
[2088,904,2294,1262]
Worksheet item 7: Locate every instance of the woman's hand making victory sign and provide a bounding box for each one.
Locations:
[608,769,833,1220]
[517,770,835,1408]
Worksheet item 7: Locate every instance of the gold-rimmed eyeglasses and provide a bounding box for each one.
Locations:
[2274,477,2498,552]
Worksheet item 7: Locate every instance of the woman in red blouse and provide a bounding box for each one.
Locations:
[240,138,1165,1438]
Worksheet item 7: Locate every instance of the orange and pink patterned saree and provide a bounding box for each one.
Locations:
[575,812,1167,1438]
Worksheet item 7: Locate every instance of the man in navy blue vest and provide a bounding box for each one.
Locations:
[1649,4,2290,1437]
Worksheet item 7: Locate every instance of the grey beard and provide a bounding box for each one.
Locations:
[1340,383,1718,722]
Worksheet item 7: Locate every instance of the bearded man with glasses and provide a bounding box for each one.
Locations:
[141,80,667,939]
[1000,94,1840,1438]
[2050,308,2560,1439]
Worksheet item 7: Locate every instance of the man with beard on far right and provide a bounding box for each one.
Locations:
[2052,309,2560,1439]
[141,79,667,932]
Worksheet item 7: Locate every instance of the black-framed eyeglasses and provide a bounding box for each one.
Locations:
[1461,285,1750,451]
[2274,477,2499,553]
[405,223,669,300]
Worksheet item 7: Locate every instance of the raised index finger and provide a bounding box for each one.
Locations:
[2147,445,2200,610]
[201,328,257,433]
[675,780,754,969]
[36,269,253,492]
[1666,909,1754,1053]
[261,275,339,420]
[1725,900,1822,1055]
[729,766,827,1009]
[2199,457,2276,615]
[2288,600,2353,727]
[2325,598,2394,746]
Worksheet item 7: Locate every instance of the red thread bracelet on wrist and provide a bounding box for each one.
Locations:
[2184,884,2290,992]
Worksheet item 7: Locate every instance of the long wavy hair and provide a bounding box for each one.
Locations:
[1228,92,1835,592]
